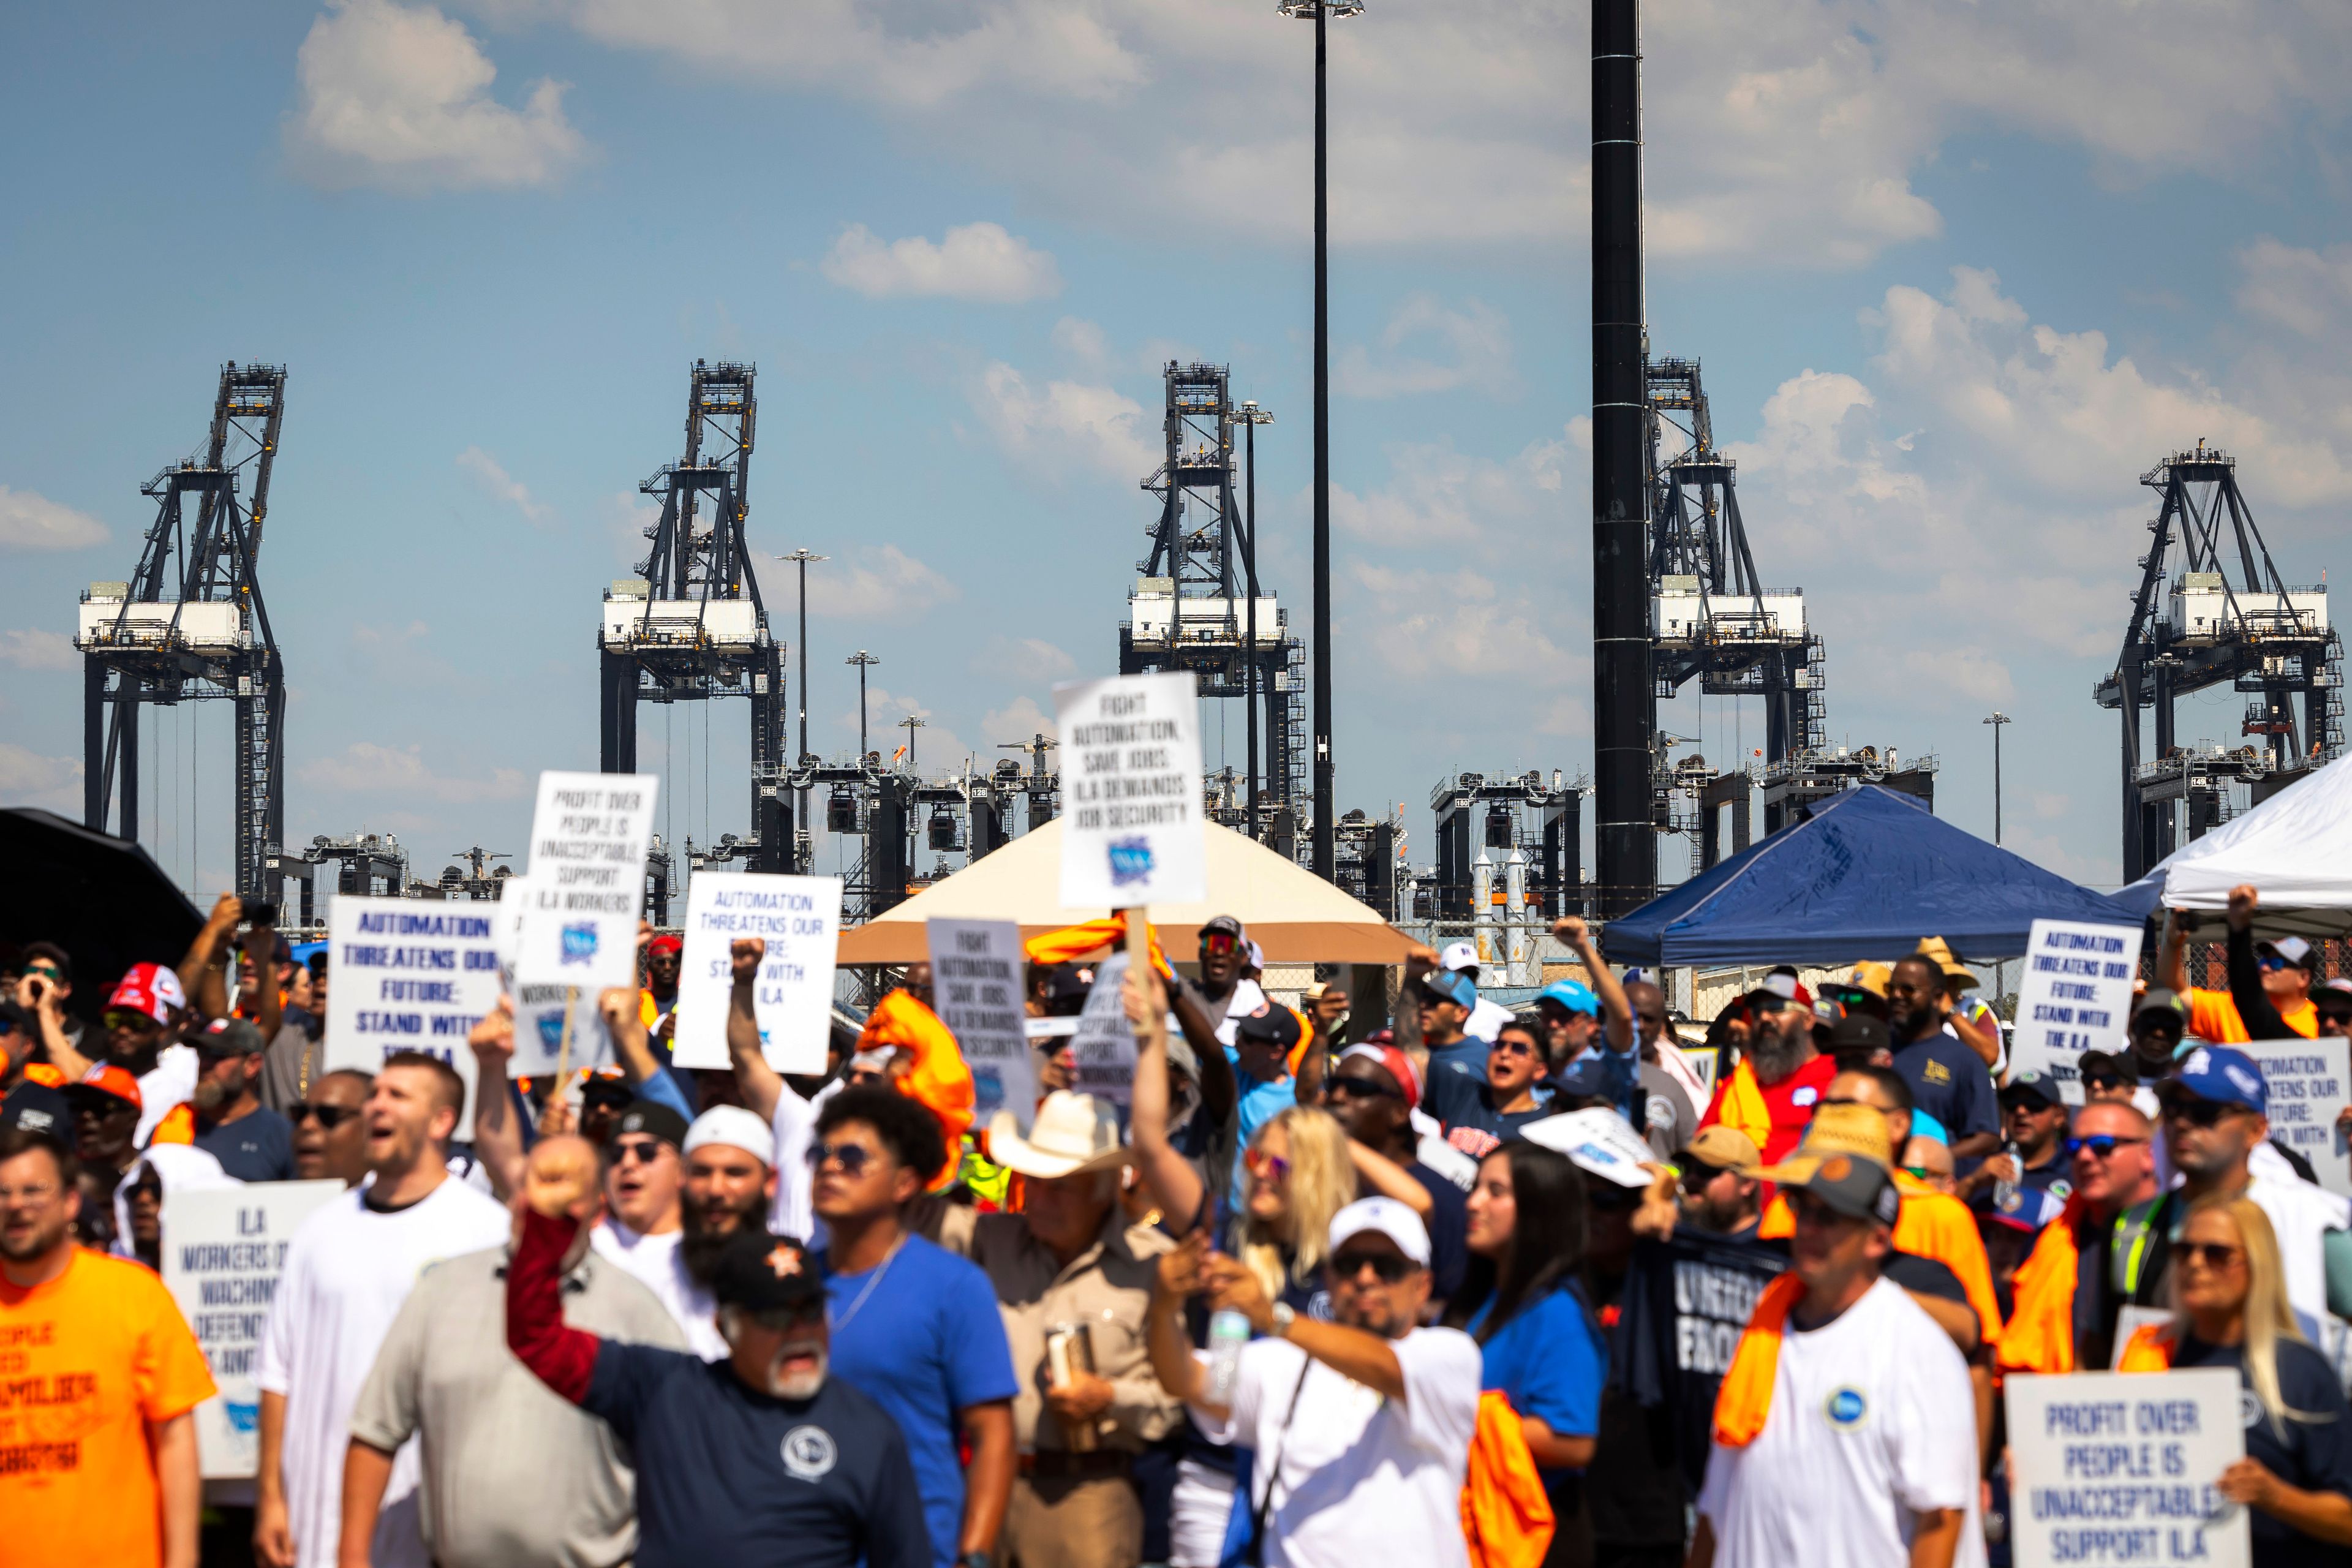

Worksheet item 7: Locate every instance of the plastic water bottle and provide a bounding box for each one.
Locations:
[1205,1309,1251,1404]
[1992,1140,2021,1213]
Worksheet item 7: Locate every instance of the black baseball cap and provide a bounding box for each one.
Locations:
[1826,1012,1891,1058]
[2000,1071,2061,1110]
[1036,963,1093,1014]
[1234,1003,1303,1050]
[1200,914,1246,943]
[612,1099,690,1149]
[710,1231,826,1315]
[581,1073,636,1108]
[1,1082,73,1147]
[2076,1049,2137,1086]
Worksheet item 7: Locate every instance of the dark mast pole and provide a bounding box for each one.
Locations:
[1310,0,1336,880]
[1591,0,1654,916]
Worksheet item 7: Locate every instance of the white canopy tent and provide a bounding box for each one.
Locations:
[2116,752,2352,940]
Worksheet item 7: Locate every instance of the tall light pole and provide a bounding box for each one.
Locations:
[1238,398,1276,840]
[846,651,878,758]
[1280,0,1362,881]
[898,714,925,774]
[1984,711,2011,845]
[778,549,827,858]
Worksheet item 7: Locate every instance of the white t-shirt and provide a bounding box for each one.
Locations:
[1199,1327,1481,1568]
[2247,1147,2351,1336]
[135,1042,198,1148]
[590,1218,725,1362]
[1698,1276,1985,1568]
[257,1174,512,1568]
[768,1076,843,1249]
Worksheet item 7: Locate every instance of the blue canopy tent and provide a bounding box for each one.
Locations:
[1600,785,2140,967]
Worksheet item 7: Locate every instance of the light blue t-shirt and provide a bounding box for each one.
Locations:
[817,1234,1019,1567]
[1468,1282,1607,1469]
[1226,1048,1296,1199]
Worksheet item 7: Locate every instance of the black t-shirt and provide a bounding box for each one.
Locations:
[1614,1226,1790,1496]
[1403,1159,1469,1304]
[1588,1264,1695,1548]
[586,1343,931,1568]
[1893,1033,1999,1144]
[2170,1336,2352,1568]
[194,1106,296,1182]
[1882,1250,1969,1308]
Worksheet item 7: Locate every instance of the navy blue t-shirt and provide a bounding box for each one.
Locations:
[1891,1033,1999,1144]
[584,1343,931,1568]
[194,1106,295,1182]
[1425,1037,1488,1091]
[1424,1069,1554,1159]
[2171,1336,2352,1568]
[1404,1159,1470,1304]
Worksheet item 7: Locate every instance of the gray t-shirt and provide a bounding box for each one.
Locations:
[349,1244,690,1568]
[257,1019,321,1115]
[1638,1054,1699,1163]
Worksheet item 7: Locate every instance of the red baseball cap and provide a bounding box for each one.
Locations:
[647,933,684,957]
[1338,1043,1422,1114]
[107,962,187,1025]
[72,1063,144,1112]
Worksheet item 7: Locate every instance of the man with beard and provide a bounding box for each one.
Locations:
[673,1105,782,1362]
[1697,979,1838,1166]
[506,1135,930,1568]
[1886,956,2000,1163]
[189,1017,296,1181]
[291,1070,373,1186]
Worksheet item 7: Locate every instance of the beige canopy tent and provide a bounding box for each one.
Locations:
[836,817,1415,965]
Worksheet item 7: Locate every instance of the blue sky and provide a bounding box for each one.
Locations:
[3,0,2348,905]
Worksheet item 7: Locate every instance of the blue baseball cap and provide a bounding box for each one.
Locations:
[1418,969,1478,1011]
[1539,979,1600,1018]
[2166,1045,2268,1116]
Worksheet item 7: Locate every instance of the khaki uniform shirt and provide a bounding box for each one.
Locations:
[933,1204,1180,1453]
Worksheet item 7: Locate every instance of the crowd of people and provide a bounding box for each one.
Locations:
[7,881,2352,1568]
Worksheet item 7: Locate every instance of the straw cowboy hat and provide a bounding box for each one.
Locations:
[987,1091,1134,1180]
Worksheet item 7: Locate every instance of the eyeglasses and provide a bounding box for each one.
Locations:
[2179,1241,2245,1272]
[805,1141,875,1176]
[290,1102,358,1129]
[0,1182,62,1205]
[2065,1134,2147,1159]
[612,1138,669,1166]
[1326,1076,1398,1101]
[1243,1147,1292,1183]
[1330,1250,1415,1284]
[2162,1097,2239,1129]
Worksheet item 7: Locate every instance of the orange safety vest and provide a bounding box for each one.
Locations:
[1999,1196,2087,1375]
[2116,1322,2176,1372]
[1461,1389,1555,1568]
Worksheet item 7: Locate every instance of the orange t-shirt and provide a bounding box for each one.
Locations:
[0,1247,217,1568]
[2187,987,2315,1045]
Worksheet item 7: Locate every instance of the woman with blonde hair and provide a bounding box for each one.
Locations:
[2120,1194,2352,1560]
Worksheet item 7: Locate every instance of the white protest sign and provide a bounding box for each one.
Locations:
[323,896,504,1115]
[930,918,1037,1132]
[1055,672,1205,910]
[671,873,842,1073]
[2010,919,2146,1095]
[2240,1038,2352,1197]
[1069,951,1137,1110]
[513,770,658,989]
[2004,1368,2248,1568]
[160,1180,343,1479]
[491,876,611,1077]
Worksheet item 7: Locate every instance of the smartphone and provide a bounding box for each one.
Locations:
[241,899,279,926]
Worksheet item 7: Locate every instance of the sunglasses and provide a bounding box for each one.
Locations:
[1330,1250,1415,1284]
[64,1091,136,1118]
[1327,1076,1399,1101]
[2082,1072,2126,1092]
[290,1102,358,1129]
[805,1141,875,1176]
[1902,1165,1939,1182]
[1679,1161,1728,1194]
[2256,955,2289,974]
[2179,1241,2245,1272]
[2318,1010,2352,1030]
[104,1009,163,1033]
[2065,1134,2147,1159]
[26,963,62,982]
[1201,934,1238,957]
[1244,1147,1292,1183]
[1490,1037,1539,1058]
[2163,1097,2241,1129]
[611,1137,670,1166]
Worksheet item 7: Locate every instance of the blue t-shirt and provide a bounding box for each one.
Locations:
[816,1234,1018,1567]
[584,1341,931,1568]
[1425,1069,1554,1156]
[1469,1282,1607,1470]
[1404,1160,1471,1305]
[193,1106,295,1182]
[1426,1037,1488,1090]
[1892,1033,1998,1145]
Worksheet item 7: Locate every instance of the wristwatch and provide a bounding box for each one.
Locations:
[1268,1302,1297,1339]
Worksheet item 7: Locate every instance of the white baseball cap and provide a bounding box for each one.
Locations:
[1439,940,1480,974]
[2259,935,2316,969]
[1328,1196,1431,1267]
[681,1105,775,1167]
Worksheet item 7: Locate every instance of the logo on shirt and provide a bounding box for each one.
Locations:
[1923,1060,1951,1086]
[1790,1087,1819,1108]
[1823,1387,1870,1430]
[2242,1390,2265,1431]
[782,1425,838,1481]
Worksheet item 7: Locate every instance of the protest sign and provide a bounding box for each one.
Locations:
[513,769,658,989]
[1055,673,1205,910]
[1069,951,1137,1110]
[2009,919,2145,1097]
[2240,1038,2352,1197]
[160,1180,343,1479]
[2004,1368,2248,1568]
[323,895,504,1114]
[486,875,609,1077]
[929,918,1037,1131]
[671,872,843,1073]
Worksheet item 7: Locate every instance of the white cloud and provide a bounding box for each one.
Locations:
[300,741,526,802]
[606,489,659,570]
[1050,316,1110,369]
[981,695,1054,747]
[0,744,81,812]
[1330,429,1573,549]
[0,630,77,671]
[859,686,970,776]
[2236,238,2352,347]
[979,636,1075,683]
[821,222,1062,303]
[457,446,558,526]
[287,0,586,193]
[1336,296,1515,400]
[799,545,959,619]
[0,486,108,550]
[970,361,1158,481]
